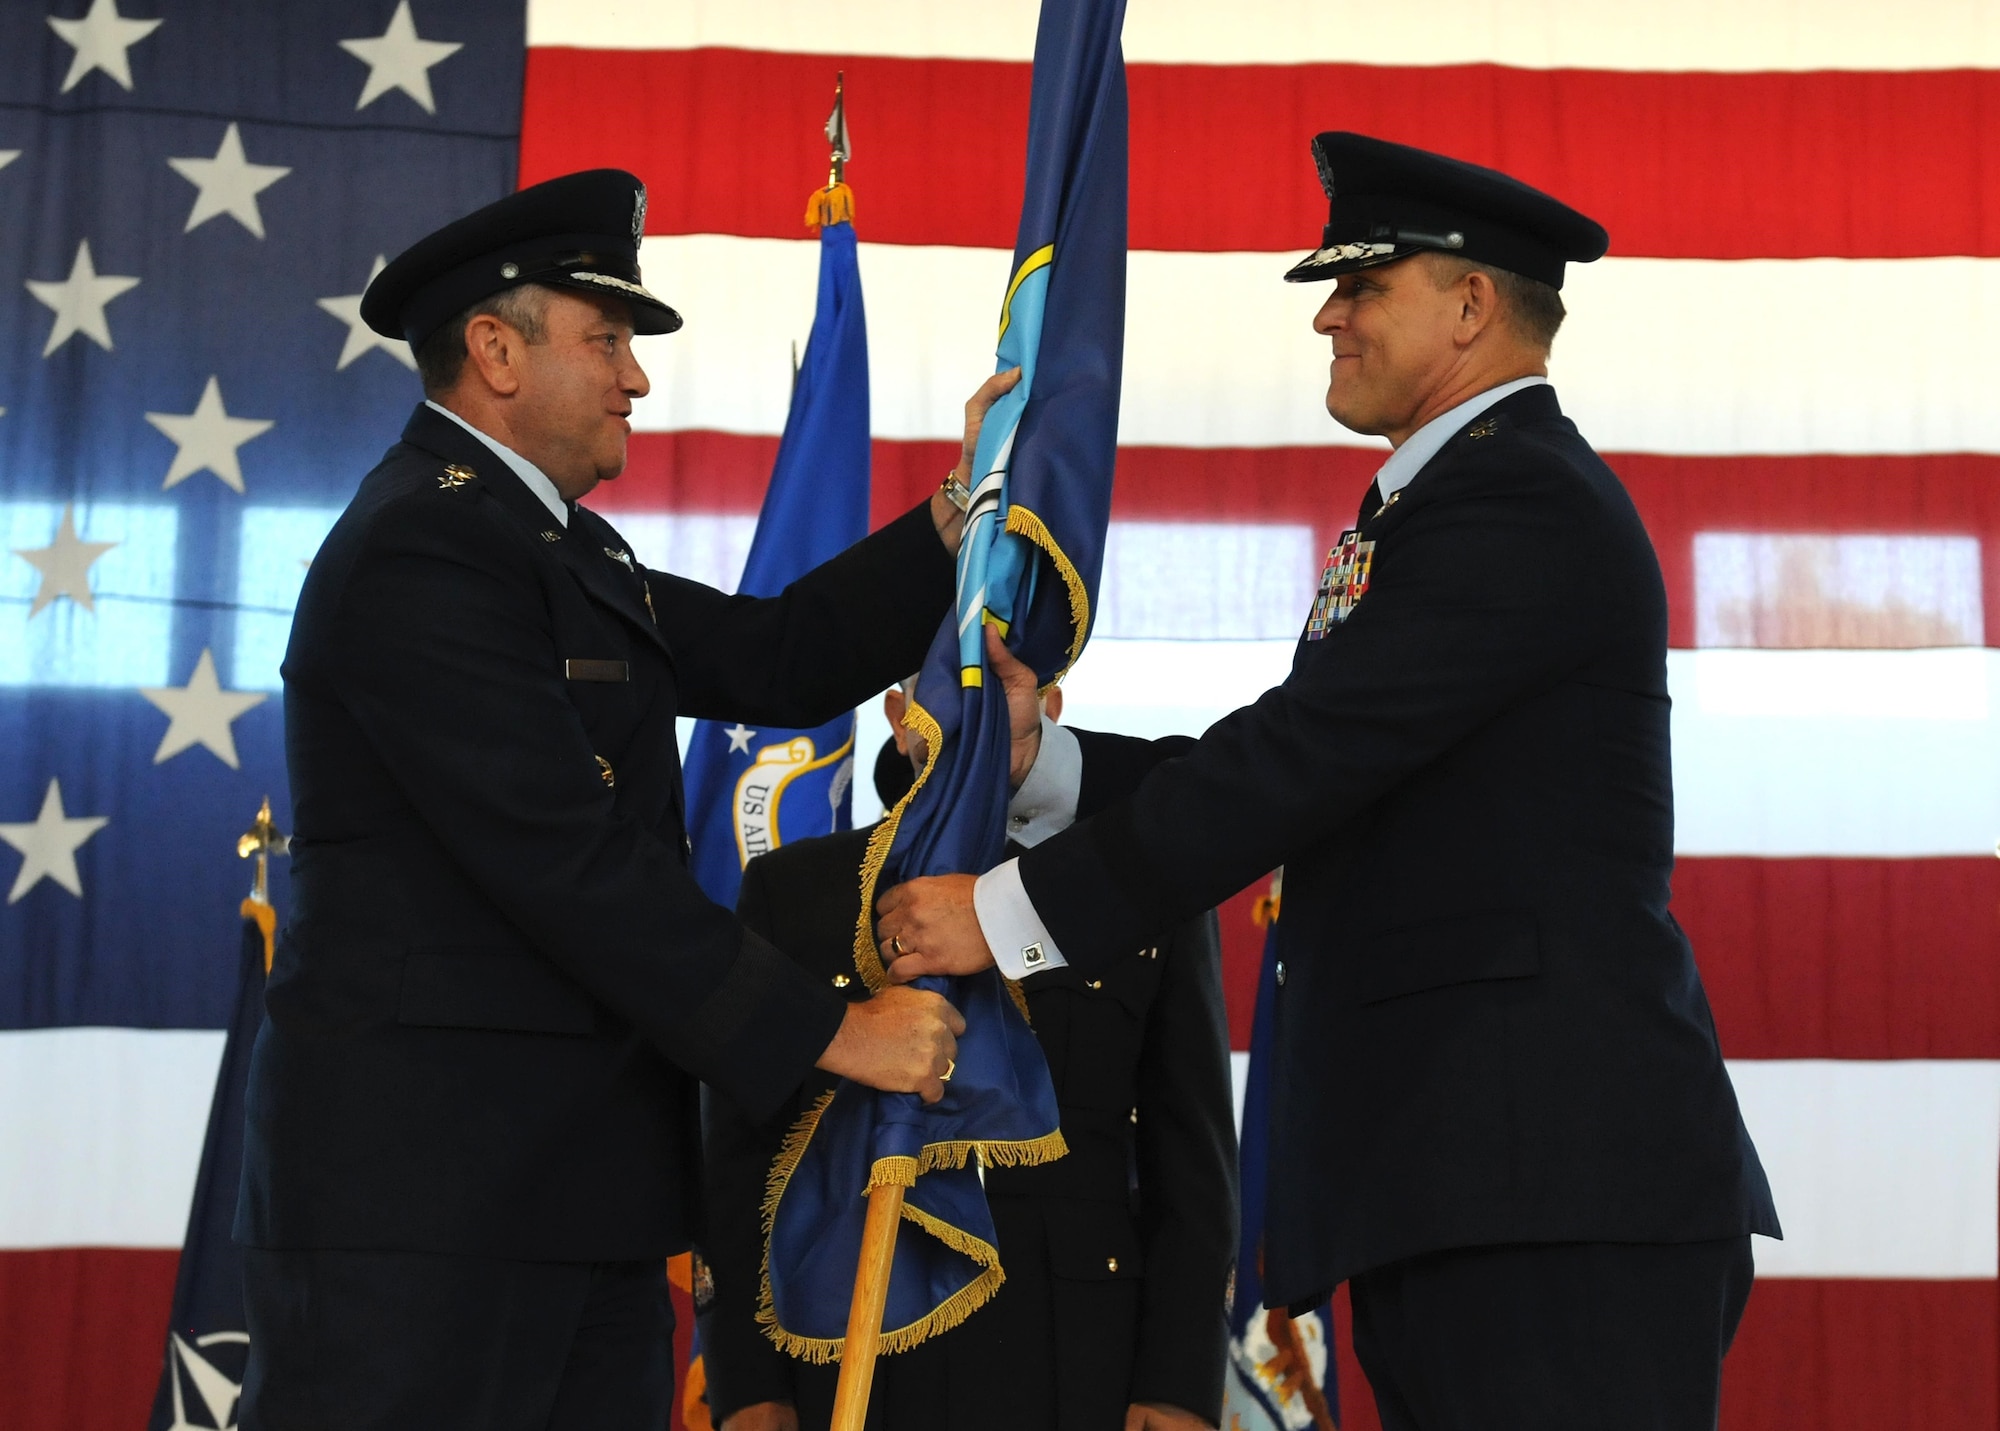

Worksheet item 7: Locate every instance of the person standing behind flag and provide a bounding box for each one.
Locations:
[877,134,1780,1430]
[700,651,1235,1431]
[235,169,1016,1431]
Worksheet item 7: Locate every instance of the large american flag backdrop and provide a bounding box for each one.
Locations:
[3,3,1995,1428]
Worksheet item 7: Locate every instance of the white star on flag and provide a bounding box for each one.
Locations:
[139,648,267,769]
[46,0,163,94]
[340,1,463,115]
[167,123,291,239]
[318,255,415,371]
[14,504,117,616]
[0,778,109,904]
[725,723,758,754]
[0,151,18,173]
[26,239,140,356]
[145,376,274,493]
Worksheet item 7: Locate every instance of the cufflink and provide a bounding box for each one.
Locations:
[1021,942,1046,969]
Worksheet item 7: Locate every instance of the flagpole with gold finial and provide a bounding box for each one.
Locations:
[235,796,289,973]
[795,69,900,1431]
[804,72,855,231]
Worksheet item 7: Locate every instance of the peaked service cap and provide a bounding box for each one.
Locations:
[1283,133,1609,290]
[362,168,682,348]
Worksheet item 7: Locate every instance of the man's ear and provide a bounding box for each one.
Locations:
[884,687,911,756]
[1042,683,1063,724]
[1458,269,1500,343]
[462,312,523,396]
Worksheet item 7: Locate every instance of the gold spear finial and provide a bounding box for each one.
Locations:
[805,72,856,230]
[236,796,289,971]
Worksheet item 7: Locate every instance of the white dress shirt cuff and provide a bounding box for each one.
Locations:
[1004,717,1081,848]
[974,858,1068,978]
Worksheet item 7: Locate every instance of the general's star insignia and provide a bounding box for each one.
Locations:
[438,464,475,490]
[1466,416,1501,439]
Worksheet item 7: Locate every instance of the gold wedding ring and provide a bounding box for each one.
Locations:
[891,935,907,957]
[941,1059,956,1082]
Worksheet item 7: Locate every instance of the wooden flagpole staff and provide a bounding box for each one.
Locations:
[802,69,902,1431]
[829,1181,905,1431]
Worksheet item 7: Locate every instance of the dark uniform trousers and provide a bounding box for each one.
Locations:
[237,404,955,1428]
[699,774,1240,1431]
[1011,386,1781,1429]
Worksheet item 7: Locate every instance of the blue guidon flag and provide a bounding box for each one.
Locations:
[1224,881,1340,1431]
[681,211,870,910]
[761,0,1128,1363]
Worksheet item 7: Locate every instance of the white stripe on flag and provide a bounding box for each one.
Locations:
[633,237,2000,456]
[0,1027,224,1250]
[1732,1059,2000,1279]
[1219,1053,1997,1279]
[1052,643,2000,857]
[527,0,2000,72]
[6,1041,1991,1277]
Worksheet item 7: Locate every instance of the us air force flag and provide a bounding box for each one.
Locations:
[146,917,267,1431]
[681,220,870,909]
[1224,895,1339,1431]
[762,0,1128,1363]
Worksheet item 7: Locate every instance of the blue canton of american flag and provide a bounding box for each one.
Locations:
[0,2,522,1424]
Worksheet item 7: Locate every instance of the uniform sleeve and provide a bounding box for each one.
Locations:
[648,500,955,726]
[329,491,844,1120]
[1129,909,1239,1423]
[1019,468,1613,973]
[698,856,802,1422]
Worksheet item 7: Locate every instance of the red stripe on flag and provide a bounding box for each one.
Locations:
[0,1247,178,1431]
[601,435,2000,649]
[1678,857,2000,1061]
[1722,1279,1999,1431]
[523,47,2000,259]
[1332,1277,2000,1430]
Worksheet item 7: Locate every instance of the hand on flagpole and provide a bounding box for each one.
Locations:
[816,985,966,1104]
[876,875,996,982]
[929,367,1023,554]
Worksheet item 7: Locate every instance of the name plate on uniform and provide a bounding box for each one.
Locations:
[564,658,630,682]
[1305,529,1375,639]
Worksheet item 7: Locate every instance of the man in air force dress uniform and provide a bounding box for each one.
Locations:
[236,170,1002,1430]
[877,135,1781,1430]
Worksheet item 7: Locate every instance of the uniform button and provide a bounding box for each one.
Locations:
[1275,960,1287,986]
[1129,1108,1138,1124]
[1105,1257,1119,1273]
[1087,979,1102,990]
[1010,814,1027,827]
[833,974,850,988]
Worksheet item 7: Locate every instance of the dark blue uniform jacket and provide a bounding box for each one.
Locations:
[1017,384,1780,1307]
[236,403,952,1262]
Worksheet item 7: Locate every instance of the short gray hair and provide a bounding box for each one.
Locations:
[414,283,553,396]
[1425,254,1566,352]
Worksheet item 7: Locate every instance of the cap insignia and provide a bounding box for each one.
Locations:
[566,269,651,301]
[1303,241,1399,267]
[500,262,520,279]
[438,464,476,490]
[632,187,647,243]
